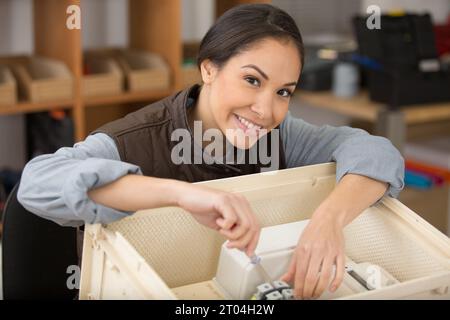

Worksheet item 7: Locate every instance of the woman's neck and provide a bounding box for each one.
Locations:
[187,85,218,149]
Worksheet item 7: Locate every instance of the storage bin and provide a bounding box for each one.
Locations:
[12,57,73,103]
[181,64,202,88]
[0,65,17,106]
[79,163,450,300]
[182,42,201,88]
[116,50,170,92]
[82,54,123,98]
[366,69,450,108]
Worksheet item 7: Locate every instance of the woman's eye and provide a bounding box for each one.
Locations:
[245,77,260,87]
[278,89,292,98]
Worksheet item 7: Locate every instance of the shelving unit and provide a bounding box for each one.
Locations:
[0,0,270,142]
[296,90,450,235]
[216,0,271,17]
[0,99,75,116]
[297,90,450,152]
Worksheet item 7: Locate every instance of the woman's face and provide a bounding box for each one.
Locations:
[201,38,301,149]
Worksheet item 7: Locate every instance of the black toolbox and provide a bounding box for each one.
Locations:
[353,13,450,109]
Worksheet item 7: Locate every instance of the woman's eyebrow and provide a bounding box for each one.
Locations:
[241,64,297,87]
[242,64,269,80]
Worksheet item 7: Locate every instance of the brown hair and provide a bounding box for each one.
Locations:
[197,4,304,72]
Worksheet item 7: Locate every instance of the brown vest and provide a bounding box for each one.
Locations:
[92,84,286,183]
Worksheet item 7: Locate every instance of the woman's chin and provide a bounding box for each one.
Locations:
[225,131,259,150]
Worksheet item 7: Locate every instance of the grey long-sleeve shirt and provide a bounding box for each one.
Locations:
[17,112,405,227]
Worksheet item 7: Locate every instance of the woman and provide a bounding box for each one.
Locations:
[18,4,404,299]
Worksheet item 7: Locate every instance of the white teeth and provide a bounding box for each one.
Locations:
[237,115,261,130]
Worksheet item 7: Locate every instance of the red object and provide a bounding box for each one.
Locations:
[406,168,445,187]
[83,62,92,75]
[405,159,450,183]
[49,110,66,121]
[434,15,450,56]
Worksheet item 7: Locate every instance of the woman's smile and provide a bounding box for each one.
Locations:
[232,113,263,136]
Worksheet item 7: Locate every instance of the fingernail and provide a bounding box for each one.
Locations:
[330,286,337,292]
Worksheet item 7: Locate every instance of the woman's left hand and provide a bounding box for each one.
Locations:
[281,211,346,299]
[280,174,389,299]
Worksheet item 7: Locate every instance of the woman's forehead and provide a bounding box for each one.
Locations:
[226,39,301,82]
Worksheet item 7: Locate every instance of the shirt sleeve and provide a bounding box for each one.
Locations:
[280,112,405,198]
[17,133,143,227]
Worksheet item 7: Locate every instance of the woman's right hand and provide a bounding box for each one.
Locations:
[87,175,260,256]
[175,182,261,257]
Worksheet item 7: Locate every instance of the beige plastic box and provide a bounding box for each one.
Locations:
[79,163,450,300]
[82,54,123,98]
[12,56,73,103]
[213,220,400,300]
[0,65,17,106]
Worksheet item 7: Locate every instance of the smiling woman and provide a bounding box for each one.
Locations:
[17,3,404,300]
[190,38,300,149]
[191,4,303,150]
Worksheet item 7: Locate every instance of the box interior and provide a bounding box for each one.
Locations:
[84,57,121,76]
[99,164,450,299]
[121,51,167,71]
[27,58,71,80]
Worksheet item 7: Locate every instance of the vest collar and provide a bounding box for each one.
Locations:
[169,84,200,134]
[168,84,251,174]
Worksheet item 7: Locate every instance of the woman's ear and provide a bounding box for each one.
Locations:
[200,59,218,84]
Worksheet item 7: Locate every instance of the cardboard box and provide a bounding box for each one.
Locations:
[82,54,123,97]
[117,50,170,92]
[181,64,202,88]
[12,56,73,103]
[0,65,17,106]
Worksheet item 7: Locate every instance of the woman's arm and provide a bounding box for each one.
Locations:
[280,112,405,197]
[88,174,261,256]
[281,174,388,298]
[279,113,405,298]
[18,133,260,256]
[18,133,140,226]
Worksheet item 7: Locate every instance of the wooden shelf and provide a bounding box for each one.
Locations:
[404,103,450,125]
[297,90,385,122]
[83,89,173,107]
[216,0,271,17]
[0,0,269,142]
[0,99,74,116]
[298,90,450,125]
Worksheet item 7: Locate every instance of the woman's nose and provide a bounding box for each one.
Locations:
[251,92,274,120]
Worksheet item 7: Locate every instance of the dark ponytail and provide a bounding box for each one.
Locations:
[197,4,304,72]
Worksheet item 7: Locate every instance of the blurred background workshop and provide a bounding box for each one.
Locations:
[0,0,449,299]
